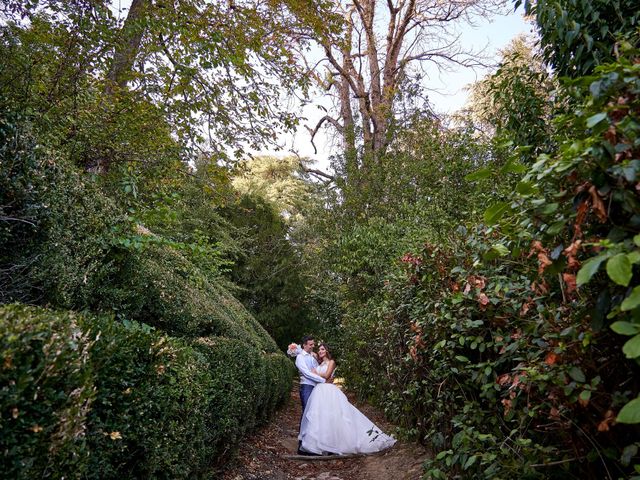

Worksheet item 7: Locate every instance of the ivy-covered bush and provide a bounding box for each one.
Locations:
[98,244,279,351]
[0,304,293,480]
[0,115,292,473]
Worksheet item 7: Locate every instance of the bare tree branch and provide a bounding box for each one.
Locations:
[306,115,344,154]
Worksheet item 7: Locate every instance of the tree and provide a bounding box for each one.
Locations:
[1,0,323,172]
[232,155,321,222]
[224,194,315,348]
[304,0,504,185]
[465,34,554,156]
[520,0,640,77]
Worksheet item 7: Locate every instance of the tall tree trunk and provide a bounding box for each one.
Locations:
[309,0,495,188]
[105,0,149,94]
[88,0,149,173]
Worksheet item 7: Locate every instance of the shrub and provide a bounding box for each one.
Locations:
[0,111,278,353]
[0,305,95,479]
[81,316,215,479]
[342,227,637,478]
[0,110,120,308]
[193,337,293,459]
[98,244,279,352]
[337,33,640,480]
[0,304,293,480]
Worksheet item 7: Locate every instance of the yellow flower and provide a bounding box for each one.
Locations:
[109,431,122,440]
[30,425,43,433]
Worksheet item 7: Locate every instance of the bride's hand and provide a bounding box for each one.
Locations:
[311,368,318,374]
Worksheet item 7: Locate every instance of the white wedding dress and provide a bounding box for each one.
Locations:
[298,362,396,455]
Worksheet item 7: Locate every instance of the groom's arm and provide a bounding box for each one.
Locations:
[295,355,326,383]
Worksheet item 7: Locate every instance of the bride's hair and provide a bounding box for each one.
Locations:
[319,343,333,360]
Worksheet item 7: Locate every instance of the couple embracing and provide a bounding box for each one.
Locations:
[291,336,396,456]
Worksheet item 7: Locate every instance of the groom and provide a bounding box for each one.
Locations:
[295,335,325,455]
[295,335,326,413]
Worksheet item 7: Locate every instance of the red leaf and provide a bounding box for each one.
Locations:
[588,185,608,222]
[563,273,577,294]
[537,252,553,274]
[563,240,582,270]
[478,293,490,309]
[597,410,615,432]
[520,297,534,316]
[501,399,512,415]
[545,352,558,366]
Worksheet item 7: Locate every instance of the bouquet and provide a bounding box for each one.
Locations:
[287,343,301,357]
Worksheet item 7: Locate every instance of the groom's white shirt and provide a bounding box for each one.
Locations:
[295,350,325,386]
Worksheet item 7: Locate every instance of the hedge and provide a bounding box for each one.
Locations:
[0,304,294,479]
[98,245,279,352]
[0,113,278,354]
[0,113,121,308]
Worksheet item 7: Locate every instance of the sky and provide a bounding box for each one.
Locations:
[278,7,535,173]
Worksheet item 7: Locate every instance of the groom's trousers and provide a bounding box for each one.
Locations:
[299,384,314,412]
[298,384,315,455]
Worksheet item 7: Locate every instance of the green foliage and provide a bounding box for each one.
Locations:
[0,110,121,307]
[336,115,495,224]
[0,305,94,479]
[0,109,279,352]
[328,29,640,480]
[0,0,318,164]
[341,226,636,478]
[412,36,640,479]
[0,88,293,477]
[223,194,314,349]
[82,316,214,479]
[497,40,640,421]
[520,0,640,76]
[1,1,313,478]
[0,17,180,172]
[232,155,317,221]
[98,243,279,351]
[0,304,293,480]
[467,35,554,159]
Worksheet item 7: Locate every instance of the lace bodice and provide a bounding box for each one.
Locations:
[316,362,329,375]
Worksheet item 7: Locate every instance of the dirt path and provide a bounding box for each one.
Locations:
[221,383,429,480]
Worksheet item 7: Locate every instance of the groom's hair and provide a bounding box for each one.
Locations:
[301,335,314,346]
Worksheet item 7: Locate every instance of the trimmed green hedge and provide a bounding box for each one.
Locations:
[0,113,120,308]
[0,114,277,354]
[0,304,294,479]
[0,305,94,478]
[0,91,293,480]
[99,245,279,352]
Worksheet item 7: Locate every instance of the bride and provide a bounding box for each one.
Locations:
[298,343,396,455]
